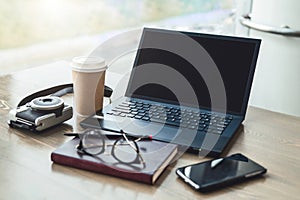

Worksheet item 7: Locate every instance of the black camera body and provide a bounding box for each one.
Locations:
[8,96,73,131]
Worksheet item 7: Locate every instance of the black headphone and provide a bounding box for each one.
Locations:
[17,84,113,107]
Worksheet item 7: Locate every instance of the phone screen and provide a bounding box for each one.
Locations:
[176,154,266,192]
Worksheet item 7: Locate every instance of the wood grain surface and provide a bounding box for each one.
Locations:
[0,61,300,200]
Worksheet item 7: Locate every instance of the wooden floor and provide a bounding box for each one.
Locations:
[0,62,300,199]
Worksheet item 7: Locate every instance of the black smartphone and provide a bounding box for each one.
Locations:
[176,153,267,192]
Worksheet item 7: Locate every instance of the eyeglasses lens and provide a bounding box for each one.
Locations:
[82,130,104,155]
[113,138,139,163]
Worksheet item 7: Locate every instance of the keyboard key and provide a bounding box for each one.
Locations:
[207,129,223,135]
[192,110,200,114]
[134,115,142,119]
[190,122,198,127]
[171,108,179,113]
[181,123,188,128]
[119,113,126,117]
[142,104,150,108]
[159,116,167,121]
[112,112,121,116]
[118,104,129,108]
[131,111,138,115]
[198,124,207,131]
[142,116,150,121]
[215,124,226,128]
[113,108,130,114]
[169,118,176,122]
[137,112,145,116]
[189,125,196,130]
[191,119,198,123]
[127,114,135,118]
[138,109,146,113]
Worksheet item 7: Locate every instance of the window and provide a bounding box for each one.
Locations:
[0,0,242,74]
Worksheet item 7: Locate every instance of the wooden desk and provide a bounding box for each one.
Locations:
[1,61,300,199]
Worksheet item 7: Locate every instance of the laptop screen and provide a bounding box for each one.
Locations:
[125,28,260,115]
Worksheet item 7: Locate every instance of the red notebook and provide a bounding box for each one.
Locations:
[51,137,177,184]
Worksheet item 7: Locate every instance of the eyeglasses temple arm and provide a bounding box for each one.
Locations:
[64,132,123,139]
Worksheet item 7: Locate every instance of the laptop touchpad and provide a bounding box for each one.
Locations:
[123,121,178,139]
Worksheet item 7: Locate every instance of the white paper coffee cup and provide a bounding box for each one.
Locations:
[71,56,107,117]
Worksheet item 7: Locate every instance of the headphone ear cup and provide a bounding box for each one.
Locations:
[104,85,113,97]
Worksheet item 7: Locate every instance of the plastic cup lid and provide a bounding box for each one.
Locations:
[71,56,107,73]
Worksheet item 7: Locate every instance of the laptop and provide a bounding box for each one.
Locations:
[81,27,261,156]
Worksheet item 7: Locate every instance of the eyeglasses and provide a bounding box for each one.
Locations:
[65,129,152,165]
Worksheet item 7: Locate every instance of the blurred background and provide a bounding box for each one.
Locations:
[0,0,240,74]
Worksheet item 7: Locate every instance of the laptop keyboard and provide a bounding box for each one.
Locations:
[106,100,233,135]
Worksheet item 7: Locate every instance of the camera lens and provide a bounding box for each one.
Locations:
[30,96,64,111]
[41,98,53,103]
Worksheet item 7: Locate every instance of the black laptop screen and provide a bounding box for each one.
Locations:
[125,28,260,115]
